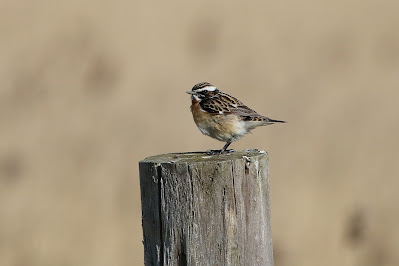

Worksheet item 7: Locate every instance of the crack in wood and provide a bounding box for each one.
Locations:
[156,164,165,266]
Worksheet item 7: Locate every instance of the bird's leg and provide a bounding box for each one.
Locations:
[206,140,234,155]
[221,140,232,153]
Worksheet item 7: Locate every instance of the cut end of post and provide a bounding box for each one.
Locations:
[140,150,268,164]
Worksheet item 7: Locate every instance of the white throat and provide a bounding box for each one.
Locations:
[192,94,201,101]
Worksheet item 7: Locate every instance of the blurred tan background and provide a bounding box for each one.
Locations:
[1,0,398,265]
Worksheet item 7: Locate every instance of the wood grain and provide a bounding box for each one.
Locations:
[139,150,273,266]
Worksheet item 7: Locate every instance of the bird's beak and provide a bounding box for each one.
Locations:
[186,91,195,95]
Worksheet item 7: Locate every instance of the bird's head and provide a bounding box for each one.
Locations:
[186,82,220,101]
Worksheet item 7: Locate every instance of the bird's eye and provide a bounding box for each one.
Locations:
[197,90,208,97]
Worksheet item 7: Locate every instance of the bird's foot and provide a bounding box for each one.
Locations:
[206,149,235,155]
[245,149,259,152]
[206,149,221,155]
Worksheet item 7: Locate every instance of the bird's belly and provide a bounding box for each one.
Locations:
[193,110,247,142]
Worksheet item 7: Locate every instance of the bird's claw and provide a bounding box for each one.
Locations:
[206,149,235,155]
[245,149,259,152]
[206,149,220,155]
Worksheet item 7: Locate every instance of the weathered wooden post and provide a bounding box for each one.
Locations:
[139,150,273,266]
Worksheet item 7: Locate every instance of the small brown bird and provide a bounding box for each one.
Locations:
[187,82,285,154]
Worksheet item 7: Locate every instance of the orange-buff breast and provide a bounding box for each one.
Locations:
[190,101,244,142]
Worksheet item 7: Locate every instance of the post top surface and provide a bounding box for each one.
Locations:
[140,150,268,164]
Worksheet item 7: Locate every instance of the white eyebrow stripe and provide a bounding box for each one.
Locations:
[195,86,217,92]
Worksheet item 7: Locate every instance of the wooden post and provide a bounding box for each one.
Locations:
[139,150,273,266]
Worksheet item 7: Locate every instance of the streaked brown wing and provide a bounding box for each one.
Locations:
[231,106,273,122]
[200,92,284,124]
[217,92,244,107]
[200,97,230,114]
[200,92,260,117]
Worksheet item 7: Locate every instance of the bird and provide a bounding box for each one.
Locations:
[187,82,285,154]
